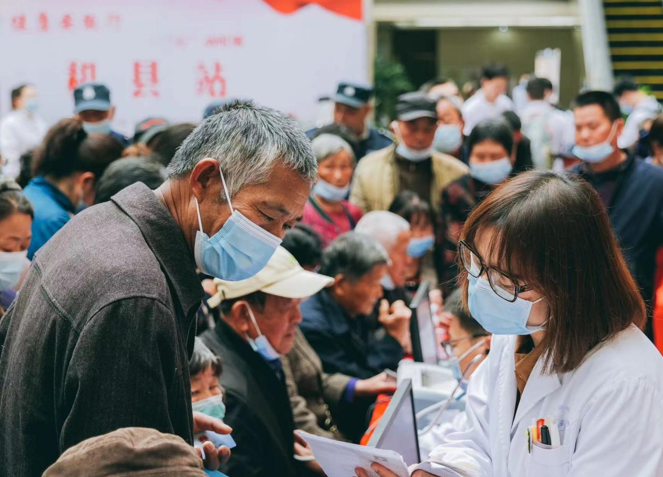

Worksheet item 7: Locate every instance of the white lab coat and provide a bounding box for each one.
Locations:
[462,90,514,135]
[0,110,47,179]
[418,324,663,477]
[618,96,662,150]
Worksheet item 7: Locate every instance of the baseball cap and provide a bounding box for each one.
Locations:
[396,92,437,121]
[74,83,112,114]
[208,246,334,308]
[334,82,373,108]
[134,117,169,145]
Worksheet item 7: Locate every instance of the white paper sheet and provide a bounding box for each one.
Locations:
[300,432,410,477]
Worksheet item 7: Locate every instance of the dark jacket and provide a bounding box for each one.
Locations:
[306,126,392,161]
[573,157,663,337]
[300,289,403,380]
[0,183,203,477]
[201,319,298,477]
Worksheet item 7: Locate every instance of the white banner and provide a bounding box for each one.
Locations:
[0,0,368,135]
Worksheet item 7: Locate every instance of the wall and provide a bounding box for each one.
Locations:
[436,27,585,107]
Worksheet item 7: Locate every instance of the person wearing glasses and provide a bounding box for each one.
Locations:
[354,170,663,477]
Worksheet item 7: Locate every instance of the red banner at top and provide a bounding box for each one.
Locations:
[261,0,363,21]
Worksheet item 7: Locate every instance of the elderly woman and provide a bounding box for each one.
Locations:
[302,134,363,248]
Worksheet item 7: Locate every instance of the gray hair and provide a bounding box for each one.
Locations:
[311,134,355,164]
[355,211,410,253]
[320,232,389,282]
[434,94,463,117]
[167,100,317,197]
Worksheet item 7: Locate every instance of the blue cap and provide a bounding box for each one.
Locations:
[333,82,373,109]
[74,83,111,113]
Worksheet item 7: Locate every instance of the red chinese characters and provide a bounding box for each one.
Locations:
[133,61,160,98]
[197,62,227,98]
[68,62,97,91]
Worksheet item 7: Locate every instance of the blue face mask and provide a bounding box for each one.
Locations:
[620,103,634,116]
[467,274,545,335]
[0,250,27,290]
[433,124,463,154]
[82,120,112,135]
[572,122,617,164]
[194,168,281,281]
[24,98,39,115]
[192,394,226,421]
[470,158,513,185]
[448,339,486,382]
[244,304,281,360]
[407,235,435,258]
[313,179,349,202]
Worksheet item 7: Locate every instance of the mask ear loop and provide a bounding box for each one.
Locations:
[219,167,234,214]
[244,303,263,338]
[194,198,204,233]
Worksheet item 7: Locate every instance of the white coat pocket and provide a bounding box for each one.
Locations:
[527,443,570,477]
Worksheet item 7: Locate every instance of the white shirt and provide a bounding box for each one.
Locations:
[416,324,663,477]
[0,110,47,179]
[521,101,576,163]
[462,90,514,135]
[618,96,662,150]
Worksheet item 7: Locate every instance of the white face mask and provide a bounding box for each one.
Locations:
[0,251,27,290]
[394,122,435,162]
[244,304,281,360]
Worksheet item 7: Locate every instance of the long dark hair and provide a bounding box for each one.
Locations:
[460,170,645,373]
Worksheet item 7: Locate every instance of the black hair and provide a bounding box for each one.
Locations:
[0,178,33,222]
[573,90,622,122]
[94,157,167,204]
[281,224,323,270]
[613,77,639,98]
[443,289,488,338]
[482,63,509,81]
[16,150,34,189]
[650,115,663,148]
[32,118,124,180]
[219,291,267,318]
[467,118,514,156]
[526,77,550,101]
[11,84,30,109]
[190,337,223,378]
[149,123,197,167]
[320,232,389,282]
[388,190,433,229]
[501,111,522,132]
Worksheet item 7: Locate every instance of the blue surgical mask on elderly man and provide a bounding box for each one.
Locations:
[194,167,282,281]
[467,274,545,335]
[244,304,281,361]
[313,179,349,202]
[407,235,435,258]
[470,158,513,185]
[82,120,112,135]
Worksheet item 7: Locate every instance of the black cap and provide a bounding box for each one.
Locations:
[74,83,111,113]
[396,92,437,121]
[133,117,170,145]
[334,82,373,108]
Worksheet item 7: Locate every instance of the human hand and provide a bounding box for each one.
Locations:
[192,411,232,470]
[355,372,398,398]
[378,299,412,353]
[355,463,435,477]
[294,432,326,475]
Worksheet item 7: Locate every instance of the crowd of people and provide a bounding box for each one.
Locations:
[0,60,662,477]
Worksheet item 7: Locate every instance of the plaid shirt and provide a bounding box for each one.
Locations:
[436,174,493,295]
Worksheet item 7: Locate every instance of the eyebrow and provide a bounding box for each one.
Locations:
[260,202,302,221]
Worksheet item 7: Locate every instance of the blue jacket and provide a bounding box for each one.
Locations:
[573,157,663,336]
[300,289,403,380]
[24,176,75,259]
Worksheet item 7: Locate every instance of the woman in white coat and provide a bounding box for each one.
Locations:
[356,170,663,477]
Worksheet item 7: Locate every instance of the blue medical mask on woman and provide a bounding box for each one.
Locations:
[244,304,281,360]
[407,235,435,258]
[470,158,513,185]
[194,167,282,281]
[24,98,39,115]
[433,124,463,154]
[572,122,618,164]
[192,394,226,421]
[467,274,545,335]
[0,251,27,291]
[82,120,112,135]
[313,179,349,202]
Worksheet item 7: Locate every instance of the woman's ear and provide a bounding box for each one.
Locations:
[484,335,492,351]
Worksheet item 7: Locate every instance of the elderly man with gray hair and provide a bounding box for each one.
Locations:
[0,100,317,476]
[302,133,364,247]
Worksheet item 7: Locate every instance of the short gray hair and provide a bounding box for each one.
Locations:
[320,232,389,282]
[434,94,463,117]
[167,100,317,197]
[355,211,410,253]
[311,134,355,164]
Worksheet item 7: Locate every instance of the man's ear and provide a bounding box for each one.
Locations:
[229,300,251,334]
[108,106,116,121]
[189,158,221,204]
[333,274,347,297]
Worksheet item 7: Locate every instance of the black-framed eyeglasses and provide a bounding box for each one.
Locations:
[459,240,531,303]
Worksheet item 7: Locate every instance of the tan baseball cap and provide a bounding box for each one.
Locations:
[207,246,334,308]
